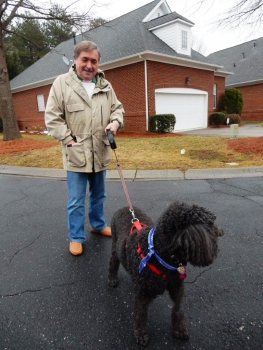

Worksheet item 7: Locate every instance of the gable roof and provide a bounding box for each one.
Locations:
[11,0,223,92]
[208,37,263,87]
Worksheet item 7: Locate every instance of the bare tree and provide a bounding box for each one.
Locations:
[0,0,96,141]
[197,0,263,30]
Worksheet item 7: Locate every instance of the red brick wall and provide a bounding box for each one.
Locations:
[234,83,263,121]
[11,61,225,133]
[12,85,51,131]
[105,61,225,132]
[147,61,215,115]
[104,62,146,132]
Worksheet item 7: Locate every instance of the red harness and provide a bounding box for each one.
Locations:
[130,220,167,279]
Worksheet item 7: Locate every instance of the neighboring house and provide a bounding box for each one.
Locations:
[10,0,230,133]
[208,37,263,121]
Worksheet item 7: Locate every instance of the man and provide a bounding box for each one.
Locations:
[45,41,124,256]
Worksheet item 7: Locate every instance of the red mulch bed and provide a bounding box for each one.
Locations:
[227,137,263,155]
[0,138,57,154]
[0,133,262,155]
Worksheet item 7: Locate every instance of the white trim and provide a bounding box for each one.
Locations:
[155,88,208,95]
[148,18,193,31]
[100,51,223,71]
[226,79,263,88]
[215,71,233,77]
[11,77,56,93]
[142,0,170,22]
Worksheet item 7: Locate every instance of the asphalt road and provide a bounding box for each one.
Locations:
[0,175,262,350]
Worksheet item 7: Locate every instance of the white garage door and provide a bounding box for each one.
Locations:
[155,88,208,132]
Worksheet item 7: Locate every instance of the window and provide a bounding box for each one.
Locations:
[182,30,188,50]
[37,94,45,112]
[213,84,217,109]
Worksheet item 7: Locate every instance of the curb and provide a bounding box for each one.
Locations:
[1,165,263,180]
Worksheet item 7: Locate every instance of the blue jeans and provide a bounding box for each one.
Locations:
[66,170,107,243]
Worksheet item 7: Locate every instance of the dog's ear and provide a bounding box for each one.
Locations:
[189,205,216,226]
[214,226,225,237]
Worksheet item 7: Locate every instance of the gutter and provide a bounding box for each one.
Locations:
[11,51,225,94]
[100,50,223,72]
[226,78,263,88]
[11,77,57,93]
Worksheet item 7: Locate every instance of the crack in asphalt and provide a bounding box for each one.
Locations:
[255,229,263,238]
[185,266,213,284]
[0,233,42,275]
[0,282,76,298]
[8,233,41,265]
[210,179,263,199]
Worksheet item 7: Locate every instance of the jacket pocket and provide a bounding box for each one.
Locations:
[66,104,85,124]
[66,143,86,167]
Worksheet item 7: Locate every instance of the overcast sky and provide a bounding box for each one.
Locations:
[57,0,263,55]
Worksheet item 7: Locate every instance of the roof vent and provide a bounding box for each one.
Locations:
[242,52,245,59]
[254,41,256,47]
[233,63,236,67]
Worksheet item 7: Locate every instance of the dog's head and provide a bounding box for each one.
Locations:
[154,202,224,267]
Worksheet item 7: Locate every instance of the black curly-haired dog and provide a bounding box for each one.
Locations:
[108,202,224,346]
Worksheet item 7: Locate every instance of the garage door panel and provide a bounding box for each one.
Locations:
[155,88,208,132]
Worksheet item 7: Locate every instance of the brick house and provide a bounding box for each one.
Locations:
[10,0,229,133]
[208,37,263,121]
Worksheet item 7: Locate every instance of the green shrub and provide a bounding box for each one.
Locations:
[0,117,3,132]
[219,88,243,115]
[209,112,227,125]
[148,114,176,133]
[226,113,242,124]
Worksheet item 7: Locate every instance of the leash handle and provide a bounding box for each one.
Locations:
[107,129,117,149]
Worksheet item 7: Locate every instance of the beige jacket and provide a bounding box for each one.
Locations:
[45,66,124,172]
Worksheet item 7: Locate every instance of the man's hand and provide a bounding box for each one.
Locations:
[66,139,76,146]
[105,121,119,136]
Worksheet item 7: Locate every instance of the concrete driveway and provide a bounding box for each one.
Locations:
[179,123,263,138]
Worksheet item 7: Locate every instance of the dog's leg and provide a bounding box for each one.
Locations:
[108,249,120,287]
[134,294,153,347]
[167,281,189,340]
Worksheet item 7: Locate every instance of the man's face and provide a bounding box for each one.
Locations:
[74,50,99,81]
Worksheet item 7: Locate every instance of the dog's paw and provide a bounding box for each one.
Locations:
[136,334,149,347]
[172,330,189,341]
[108,279,118,288]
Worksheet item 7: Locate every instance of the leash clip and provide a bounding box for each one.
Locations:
[129,209,138,223]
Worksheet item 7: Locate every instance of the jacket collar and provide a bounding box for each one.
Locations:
[70,65,109,90]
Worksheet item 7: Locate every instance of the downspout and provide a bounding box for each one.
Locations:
[144,59,149,131]
[139,55,149,131]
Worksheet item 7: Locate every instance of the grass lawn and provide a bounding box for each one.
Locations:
[0,132,263,171]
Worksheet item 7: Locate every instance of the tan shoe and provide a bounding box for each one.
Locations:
[90,226,112,237]
[69,242,83,255]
